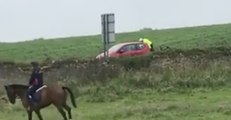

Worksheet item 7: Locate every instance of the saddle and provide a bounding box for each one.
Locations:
[36,85,47,93]
[30,85,47,104]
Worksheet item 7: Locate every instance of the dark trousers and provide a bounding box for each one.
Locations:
[27,85,40,102]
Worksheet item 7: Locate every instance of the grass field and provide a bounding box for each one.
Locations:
[1,23,231,120]
[0,23,231,62]
[1,55,231,120]
[1,88,231,120]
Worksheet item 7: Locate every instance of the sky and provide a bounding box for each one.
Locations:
[0,0,231,42]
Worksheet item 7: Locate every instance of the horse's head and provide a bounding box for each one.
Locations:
[4,85,16,104]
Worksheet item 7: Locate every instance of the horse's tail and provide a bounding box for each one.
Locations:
[62,87,77,108]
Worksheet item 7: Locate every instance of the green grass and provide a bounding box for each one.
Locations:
[0,23,231,62]
[1,23,231,120]
[2,88,231,120]
[1,58,228,120]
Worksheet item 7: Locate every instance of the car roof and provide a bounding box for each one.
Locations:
[115,41,142,46]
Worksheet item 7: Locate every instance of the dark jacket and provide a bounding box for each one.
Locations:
[29,68,43,87]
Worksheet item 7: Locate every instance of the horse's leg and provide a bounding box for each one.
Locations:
[56,106,68,120]
[35,110,43,120]
[63,104,72,119]
[27,110,33,120]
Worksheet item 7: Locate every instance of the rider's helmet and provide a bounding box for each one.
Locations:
[139,38,143,42]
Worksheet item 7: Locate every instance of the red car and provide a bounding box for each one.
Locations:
[96,42,151,59]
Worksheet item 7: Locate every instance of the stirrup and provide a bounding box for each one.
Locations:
[28,95,32,99]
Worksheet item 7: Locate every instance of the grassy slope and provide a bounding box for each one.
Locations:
[0,23,231,62]
[1,23,231,120]
[1,88,231,120]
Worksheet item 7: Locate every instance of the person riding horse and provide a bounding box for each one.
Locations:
[27,62,49,105]
[19,62,50,104]
[6,62,77,120]
[5,84,77,120]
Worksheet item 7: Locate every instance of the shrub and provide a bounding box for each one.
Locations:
[110,55,152,70]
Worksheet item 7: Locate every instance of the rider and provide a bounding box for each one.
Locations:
[27,62,50,103]
[139,38,154,51]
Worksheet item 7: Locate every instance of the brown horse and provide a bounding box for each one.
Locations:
[4,84,77,120]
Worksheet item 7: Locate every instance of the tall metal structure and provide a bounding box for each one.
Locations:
[101,13,115,61]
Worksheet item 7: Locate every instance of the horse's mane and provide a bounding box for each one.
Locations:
[8,84,29,89]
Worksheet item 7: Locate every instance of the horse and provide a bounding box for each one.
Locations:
[4,84,77,120]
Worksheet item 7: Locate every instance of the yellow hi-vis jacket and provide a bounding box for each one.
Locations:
[143,38,152,49]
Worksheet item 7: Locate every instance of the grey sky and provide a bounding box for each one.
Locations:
[0,0,231,42]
